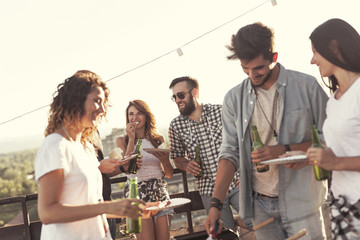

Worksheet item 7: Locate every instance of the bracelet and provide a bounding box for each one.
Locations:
[284,144,291,153]
[210,197,223,211]
[119,165,127,173]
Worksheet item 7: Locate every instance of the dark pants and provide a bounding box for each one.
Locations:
[107,218,116,239]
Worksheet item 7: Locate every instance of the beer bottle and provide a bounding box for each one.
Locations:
[129,139,142,174]
[310,125,330,181]
[251,125,269,173]
[126,177,141,233]
[194,146,203,178]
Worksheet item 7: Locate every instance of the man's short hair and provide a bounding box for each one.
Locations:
[169,76,199,91]
[227,22,275,62]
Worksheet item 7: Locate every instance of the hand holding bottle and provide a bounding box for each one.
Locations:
[308,125,330,181]
[251,145,286,171]
[121,153,143,173]
[185,160,202,177]
[106,198,144,219]
[251,126,269,172]
[128,139,142,174]
[307,147,337,171]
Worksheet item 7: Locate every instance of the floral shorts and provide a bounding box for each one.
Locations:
[125,178,174,217]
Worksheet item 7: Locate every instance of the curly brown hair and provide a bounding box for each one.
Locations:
[125,99,162,148]
[45,70,110,146]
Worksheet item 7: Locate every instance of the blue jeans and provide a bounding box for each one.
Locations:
[252,192,326,240]
[202,188,240,232]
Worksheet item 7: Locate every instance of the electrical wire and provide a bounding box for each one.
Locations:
[0,0,272,126]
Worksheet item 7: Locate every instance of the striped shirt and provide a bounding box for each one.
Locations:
[169,103,239,196]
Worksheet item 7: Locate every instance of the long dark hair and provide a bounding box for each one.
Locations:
[125,100,162,148]
[310,18,360,93]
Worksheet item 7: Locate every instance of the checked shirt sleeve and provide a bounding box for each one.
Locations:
[169,120,186,160]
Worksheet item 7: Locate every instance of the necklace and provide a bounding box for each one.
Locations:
[255,89,279,142]
[61,126,74,142]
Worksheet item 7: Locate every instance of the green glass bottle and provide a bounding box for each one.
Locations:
[129,139,142,174]
[126,177,141,234]
[310,125,330,181]
[194,146,203,178]
[251,126,269,173]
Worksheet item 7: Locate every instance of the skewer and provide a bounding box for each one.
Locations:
[286,229,307,240]
[238,217,275,238]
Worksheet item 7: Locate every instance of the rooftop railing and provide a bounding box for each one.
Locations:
[0,169,205,240]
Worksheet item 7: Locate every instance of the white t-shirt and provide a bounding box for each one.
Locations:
[251,84,280,197]
[35,133,111,240]
[323,78,360,204]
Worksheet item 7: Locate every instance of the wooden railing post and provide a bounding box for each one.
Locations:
[20,196,31,239]
[180,170,194,233]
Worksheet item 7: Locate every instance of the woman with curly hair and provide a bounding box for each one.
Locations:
[35,70,144,240]
[116,99,174,240]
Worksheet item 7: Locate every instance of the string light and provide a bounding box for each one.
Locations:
[0,0,273,127]
[176,48,184,56]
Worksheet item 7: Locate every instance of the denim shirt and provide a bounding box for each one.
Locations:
[219,63,329,222]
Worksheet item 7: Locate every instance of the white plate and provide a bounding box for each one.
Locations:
[143,148,171,153]
[145,198,191,211]
[262,155,308,165]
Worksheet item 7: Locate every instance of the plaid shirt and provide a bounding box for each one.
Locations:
[169,104,239,196]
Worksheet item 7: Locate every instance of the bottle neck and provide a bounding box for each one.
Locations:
[251,127,263,144]
[310,126,323,147]
[252,130,262,143]
[129,178,138,198]
[195,146,200,157]
[130,177,137,184]
[134,139,142,153]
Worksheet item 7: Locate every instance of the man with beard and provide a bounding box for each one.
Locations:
[168,76,243,233]
[205,22,330,240]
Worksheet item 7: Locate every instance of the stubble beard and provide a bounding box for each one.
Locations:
[251,69,273,88]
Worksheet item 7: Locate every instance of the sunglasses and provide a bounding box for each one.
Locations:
[171,89,193,102]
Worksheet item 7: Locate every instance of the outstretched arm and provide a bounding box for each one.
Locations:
[205,158,236,235]
[307,147,360,171]
[37,169,143,224]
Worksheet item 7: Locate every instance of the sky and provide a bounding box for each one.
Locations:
[0,0,359,150]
